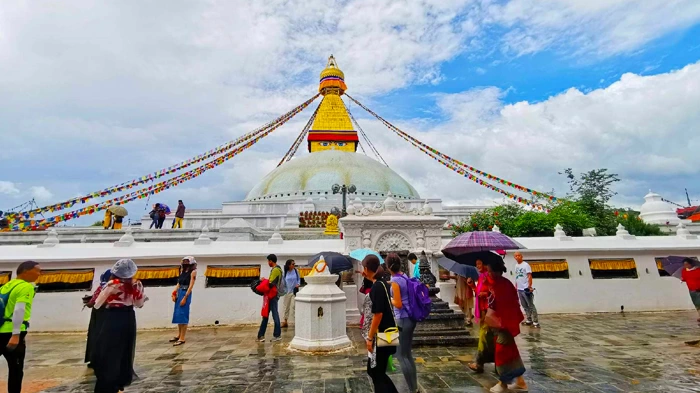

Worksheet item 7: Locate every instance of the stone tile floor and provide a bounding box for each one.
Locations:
[2,311,700,392]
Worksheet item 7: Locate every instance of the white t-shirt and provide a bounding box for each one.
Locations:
[514,262,532,291]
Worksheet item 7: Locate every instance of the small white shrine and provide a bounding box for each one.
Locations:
[290,257,352,352]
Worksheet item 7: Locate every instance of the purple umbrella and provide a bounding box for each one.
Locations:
[442,231,525,258]
[660,256,699,279]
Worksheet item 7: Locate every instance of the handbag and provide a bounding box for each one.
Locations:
[375,281,400,347]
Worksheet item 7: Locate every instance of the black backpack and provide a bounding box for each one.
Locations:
[250,279,265,296]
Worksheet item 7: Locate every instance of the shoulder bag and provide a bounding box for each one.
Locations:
[376,281,400,347]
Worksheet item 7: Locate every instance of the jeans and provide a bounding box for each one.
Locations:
[0,332,27,393]
[518,290,538,323]
[367,346,398,393]
[258,297,281,338]
[397,318,418,392]
[149,218,157,229]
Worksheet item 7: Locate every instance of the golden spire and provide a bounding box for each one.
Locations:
[307,56,357,153]
[318,55,348,95]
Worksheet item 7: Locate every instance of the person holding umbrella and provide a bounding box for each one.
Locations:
[483,257,528,393]
[84,268,112,368]
[681,257,700,321]
[468,257,495,374]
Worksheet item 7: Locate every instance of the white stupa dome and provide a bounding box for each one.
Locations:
[639,190,680,225]
[245,150,420,201]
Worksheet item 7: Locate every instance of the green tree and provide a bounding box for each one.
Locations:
[561,168,621,235]
[91,220,104,227]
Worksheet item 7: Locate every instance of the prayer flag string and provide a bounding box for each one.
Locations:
[8,94,320,224]
[346,94,551,211]
[11,96,318,231]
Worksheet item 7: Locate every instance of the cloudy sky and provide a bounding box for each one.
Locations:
[1,0,699,224]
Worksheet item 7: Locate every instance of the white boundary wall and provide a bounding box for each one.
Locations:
[0,235,698,331]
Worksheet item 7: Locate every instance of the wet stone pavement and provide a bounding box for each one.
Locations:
[3,311,700,393]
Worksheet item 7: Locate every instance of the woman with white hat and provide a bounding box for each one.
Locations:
[91,259,147,393]
[170,256,197,346]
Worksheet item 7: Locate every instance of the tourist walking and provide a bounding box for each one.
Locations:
[469,259,494,373]
[0,261,41,393]
[170,256,197,346]
[172,200,186,229]
[409,252,420,278]
[362,254,399,393]
[484,257,528,393]
[681,257,700,321]
[148,204,160,229]
[514,252,539,328]
[84,268,112,368]
[257,254,282,342]
[281,259,300,328]
[455,275,475,327]
[387,253,418,393]
[91,259,147,393]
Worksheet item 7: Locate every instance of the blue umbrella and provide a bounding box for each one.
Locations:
[438,258,479,281]
[349,248,385,265]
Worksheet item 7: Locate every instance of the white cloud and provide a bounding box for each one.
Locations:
[486,0,700,58]
[29,186,54,202]
[0,181,19,195]
[352,61,700,206]
[0,1,699,223]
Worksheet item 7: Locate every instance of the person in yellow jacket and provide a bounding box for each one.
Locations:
[0,261,41,393]
[103,210,112,230]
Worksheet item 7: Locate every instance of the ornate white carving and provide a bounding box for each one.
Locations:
[362,230,372,248]
[375,231,412,251]
[415,229,425,248]
[428,237,441,250]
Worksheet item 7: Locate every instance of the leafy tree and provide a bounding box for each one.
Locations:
[91,220,104,227]
[614,209,663,236]
[561,168,621,235]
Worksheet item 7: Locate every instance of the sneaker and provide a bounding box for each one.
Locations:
[507,382,529,392]
[271,336,282,342]
[256,337,265,342]
[489,384,507,393]
[522,321,533,326]
[533,323,541,328]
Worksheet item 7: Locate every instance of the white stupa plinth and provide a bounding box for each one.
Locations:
[290,258,352,352]
[640,190,680,226]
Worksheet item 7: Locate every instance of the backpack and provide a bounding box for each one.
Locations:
[275,266,287,297]
[396,274,432,322]
[0,282,29,323]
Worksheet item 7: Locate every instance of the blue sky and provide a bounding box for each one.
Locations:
[1,0,700,225]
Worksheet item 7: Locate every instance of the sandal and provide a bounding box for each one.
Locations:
[169,337,180,343]
[173,341,186,346]
[468,363,484,373]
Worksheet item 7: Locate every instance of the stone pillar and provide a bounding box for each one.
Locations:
[290,265,351,352]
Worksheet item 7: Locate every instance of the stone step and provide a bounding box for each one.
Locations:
[413,332,477,347]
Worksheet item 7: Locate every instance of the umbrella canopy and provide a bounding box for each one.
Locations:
[155,203,171,215]
[349,248,385,265]
[443,231,524,259]
[308,252,354,274]
[661,256,699,279]
[444,250,505,268]
[107,205,128,217]
[437,258,479,281]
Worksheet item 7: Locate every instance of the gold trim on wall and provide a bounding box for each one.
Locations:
[204,265,260,278]
[0,272,11,285]
[589,259,636,271]
[134,266,180,280]
[527,260,569,273]
[37,269,94,284]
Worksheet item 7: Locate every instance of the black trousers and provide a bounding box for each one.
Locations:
[91,307,136,393]
[367,346,398,393]
[156,217,165,229]
[0,332,27,393]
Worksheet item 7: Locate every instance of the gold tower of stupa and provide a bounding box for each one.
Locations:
[307,56,359,153]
